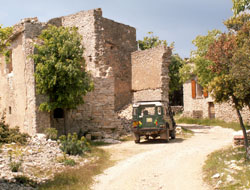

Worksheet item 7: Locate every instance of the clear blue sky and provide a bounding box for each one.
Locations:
[0,0,233,58]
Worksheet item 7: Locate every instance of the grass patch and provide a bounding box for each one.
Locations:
[203,146,250,190]
[176,117,250,131]
[38,147,113,190]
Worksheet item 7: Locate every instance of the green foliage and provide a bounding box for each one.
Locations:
[9,161,22,172]
[0,25,13,55]
[32,25,93,112]
[232,0,250,15]
[63,158,76,166]
[57,153,77,166]
[0,115,30,144]
[59,133,90,156]
[169,54,185,105]
[138,32,169,50]
[15,175,37,187]
[45,128,58,140]
[224,13,250,31]
[179,63,193,83]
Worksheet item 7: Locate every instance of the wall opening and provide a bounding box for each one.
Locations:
[9,106,12,114]
[53,108,64,118]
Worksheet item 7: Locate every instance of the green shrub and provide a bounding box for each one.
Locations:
[45,128,58,140]
[57,153,77,166]
[0,115,29,144]
[59,133,90,156]
[9,161,22,172]
[14,175,37,187]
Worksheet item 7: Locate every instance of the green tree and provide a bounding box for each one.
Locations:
[33,25,93,133]
[206,31,250,157]
[169,54,185,105]
[138,32,183,105]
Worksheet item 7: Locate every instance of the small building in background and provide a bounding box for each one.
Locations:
[183,77,250,124]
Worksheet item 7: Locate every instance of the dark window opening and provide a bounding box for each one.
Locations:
[9,106,12,114]
[53,108,64,118]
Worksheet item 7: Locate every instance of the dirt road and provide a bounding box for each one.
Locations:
[92,125,234,190]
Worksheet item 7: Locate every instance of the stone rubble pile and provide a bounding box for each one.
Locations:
[117,104,133,134]
[0,134,91,190]
[233,130,250,146]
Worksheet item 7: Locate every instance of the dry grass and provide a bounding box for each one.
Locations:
[203,146,250,190]
[38,147,113,190]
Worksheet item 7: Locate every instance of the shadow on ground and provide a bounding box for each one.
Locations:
[138,137,185,145]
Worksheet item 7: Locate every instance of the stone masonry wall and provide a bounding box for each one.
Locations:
[54,9,137,138]
[0,18,46,135]
[183,80,250,124]
[101,17,137,111]
[132,45,172,103]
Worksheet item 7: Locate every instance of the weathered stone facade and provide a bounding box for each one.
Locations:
[132,45,172,103]
[183,79,250,124]
[0,9,137,139]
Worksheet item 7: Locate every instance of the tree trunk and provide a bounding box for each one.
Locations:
[233,97,249,159]
[63,109,68,135]
[235,108,249,148]
[247,147,250,160]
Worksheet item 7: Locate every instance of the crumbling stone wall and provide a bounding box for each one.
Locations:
[132,45,172,103]
[183,80,250,123]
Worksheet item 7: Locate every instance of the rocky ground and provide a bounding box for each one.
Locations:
[0,134,92,190]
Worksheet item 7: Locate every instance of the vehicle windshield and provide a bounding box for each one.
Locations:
[139,106,155,117]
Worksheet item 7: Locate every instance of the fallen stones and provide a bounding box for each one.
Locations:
[0,134,90,190]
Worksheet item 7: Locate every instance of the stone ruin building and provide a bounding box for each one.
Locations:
[183,76,250,124]
[0,8,173,139]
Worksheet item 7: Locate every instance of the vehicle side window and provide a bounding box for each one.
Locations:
[157,107,162,115]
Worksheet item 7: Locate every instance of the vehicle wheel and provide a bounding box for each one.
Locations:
[170,129,176,139]
[160,129,169,142]
[134,133,140,144]
[145,135,149,140]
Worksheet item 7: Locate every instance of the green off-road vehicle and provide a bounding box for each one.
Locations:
[132,101,176,143]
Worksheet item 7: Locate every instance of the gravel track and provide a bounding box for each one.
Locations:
[92,125,234,190]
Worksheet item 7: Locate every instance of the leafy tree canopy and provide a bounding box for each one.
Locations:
[232,0,250,15]
[33,25,93,112]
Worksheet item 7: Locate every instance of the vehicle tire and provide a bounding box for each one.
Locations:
[134,133,140,144]
[160,129,169,142]
[170,129,176,139]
